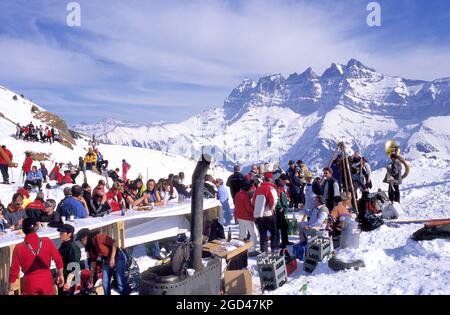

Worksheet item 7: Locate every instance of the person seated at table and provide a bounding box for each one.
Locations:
[81,183,93,213]
[25,191,46,221]
[173,175,190,199]
[133,178,146,197]
[40,199,61,228]
[60,185,89,219]
[125,184,150,208]
[92,180,106,197]
[159,179,178,204]
[145,179,163,206]
[90,189,112,217]
[24,165,43,191]
[204,174,217,199]
[3,193,27,230]
[16,185,32,208]
[298,195,329,244]
[105,181,125,212]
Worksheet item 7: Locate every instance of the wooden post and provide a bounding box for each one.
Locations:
[112,221,125,248]
[0,245,20,295]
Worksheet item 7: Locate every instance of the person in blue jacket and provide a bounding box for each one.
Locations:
[215,178,232,226]
[60,185,89,219]
[24,165,43,191]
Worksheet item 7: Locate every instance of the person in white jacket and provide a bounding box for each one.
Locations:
[303,175,315,212]
[251,173,279,253]
[298,196,329,244]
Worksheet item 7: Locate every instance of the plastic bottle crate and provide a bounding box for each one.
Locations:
[305,236,331,261]
[303,257,318,273]
[256,253,288,291]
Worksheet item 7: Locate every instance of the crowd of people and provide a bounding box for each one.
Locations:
[0,146,196,295]
[0,146,404,296]
[221,151,402,257]
[15,122,60,143]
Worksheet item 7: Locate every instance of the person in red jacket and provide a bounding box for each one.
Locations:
[234,182,259,256]
[48,163,63,181]
[122,159,131,181]
[22,152,33,178]
[25,191,46,221]
[9,217,64,295]
[251,172,279,254]
[56,170,73,186]
[0,145,13,184]
[105,181,124,212]
[76,228,129,295]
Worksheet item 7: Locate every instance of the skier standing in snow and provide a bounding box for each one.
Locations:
[0,145,13,184]
[22,152,33,183]
[215,178,232,226]
[122,159,131,181]
[40,162,48,183]
[384,153,402,203]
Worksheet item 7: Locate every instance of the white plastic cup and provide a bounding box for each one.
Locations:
[61,217,66,224]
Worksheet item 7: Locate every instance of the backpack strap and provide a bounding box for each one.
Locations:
[24,238,43,256]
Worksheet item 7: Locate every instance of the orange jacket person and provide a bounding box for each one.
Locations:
[9,217,64,295]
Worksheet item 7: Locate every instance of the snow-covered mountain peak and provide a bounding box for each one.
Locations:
[72,59,450,172]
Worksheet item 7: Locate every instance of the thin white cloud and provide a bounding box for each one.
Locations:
[0,37,111,86]
[0,0,449,124]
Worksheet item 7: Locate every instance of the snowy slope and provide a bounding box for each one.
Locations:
[73,59,450,171]
[0,85,230,204]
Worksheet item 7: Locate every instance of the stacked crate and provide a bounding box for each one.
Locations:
[303,236,331,273]
[256,253,288,291]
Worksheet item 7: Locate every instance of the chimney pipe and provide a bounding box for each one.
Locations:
[190,154,211,271]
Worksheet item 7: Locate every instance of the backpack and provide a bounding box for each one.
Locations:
[360,213,384,232]
[358,192,382,215]
[124,250,140,294]
[208,219,225,242]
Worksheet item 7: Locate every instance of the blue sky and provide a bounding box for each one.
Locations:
[0,0,449,125]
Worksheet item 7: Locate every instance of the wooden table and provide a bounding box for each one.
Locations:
[203,239,253,270]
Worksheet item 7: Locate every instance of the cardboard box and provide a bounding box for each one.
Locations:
[223,270,252,295]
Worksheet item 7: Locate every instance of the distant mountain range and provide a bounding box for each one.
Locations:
[72,59,450,171]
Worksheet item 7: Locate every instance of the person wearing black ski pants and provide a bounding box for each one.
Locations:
[388,184,400,203]
[255,214,279,253]
[276,210,289,246]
